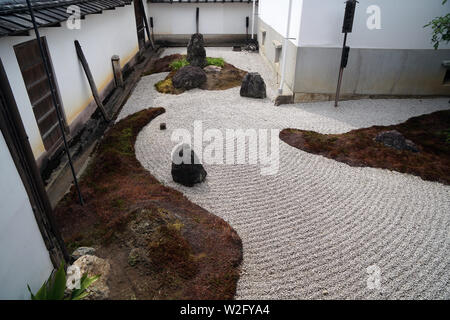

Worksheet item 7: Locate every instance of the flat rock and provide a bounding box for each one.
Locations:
[172,65,207,90]
[71,246,96,261]
[240,72,267,99]
[374,130,419,152]
[72,255,111,300]
[171,144,207,187]
[203,65,222,73]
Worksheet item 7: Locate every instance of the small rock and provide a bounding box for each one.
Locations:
[243,39,259,52]
[374,130,419,152]
[172,65,207,90]
[128,248,140,267]
[171,144,207,187]
[71,247,96,261]
[160,122,166,130]
[187,33,207,68]
[323,289,329,296]
[72,255,110,300]
[240,72,267,99]
[203,65,222,73]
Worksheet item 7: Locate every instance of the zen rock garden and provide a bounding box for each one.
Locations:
[151,33,266,187]
[153,33,265,98]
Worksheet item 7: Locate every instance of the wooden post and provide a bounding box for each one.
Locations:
[74,40,111,122]
[196,7,199,34]
[139,0,154,49]
[111,55,124,88]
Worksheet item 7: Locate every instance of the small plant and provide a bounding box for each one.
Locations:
[424,0,450,49]
[442,128,450,144]
[169,58,190,71]
[206,57,225,68]
[28,263,99,300]
[169,57,225,71]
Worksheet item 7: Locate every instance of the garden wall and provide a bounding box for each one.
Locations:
[147,2,254,45]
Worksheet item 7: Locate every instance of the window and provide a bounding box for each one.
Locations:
[14,37,66,152]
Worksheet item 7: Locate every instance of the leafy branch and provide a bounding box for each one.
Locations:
[27,263,100,300]
[424,0,450,49]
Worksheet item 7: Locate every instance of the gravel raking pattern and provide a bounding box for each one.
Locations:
[120,48,450,299]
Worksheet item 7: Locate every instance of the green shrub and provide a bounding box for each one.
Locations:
[28,263,99,300]
[424,0,449,49]
[206,57,225,68]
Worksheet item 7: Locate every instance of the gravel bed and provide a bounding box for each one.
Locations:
[119,48,450,299]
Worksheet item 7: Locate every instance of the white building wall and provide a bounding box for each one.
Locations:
[0,132,53,300]
[259,0,450,50]
[299,0,450,49]
[147,2,253,35]
[258,0,303,46]
[0,4,139,160]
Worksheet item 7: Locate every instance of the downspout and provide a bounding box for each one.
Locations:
[251,0,256,39]
[278,0,293,95]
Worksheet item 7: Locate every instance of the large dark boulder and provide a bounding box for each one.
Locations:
[240,72,267,99]
[171,144,207,187]
[374,130,419,152]
[172,66,207,90]
[187,33,207,68]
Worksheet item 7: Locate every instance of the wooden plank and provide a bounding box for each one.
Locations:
[0,17,29,31]
[74,40,111,122]
[12,13,48,26]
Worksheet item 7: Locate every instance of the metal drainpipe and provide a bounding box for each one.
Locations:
[251,0,256,39]
[278,0,293,95]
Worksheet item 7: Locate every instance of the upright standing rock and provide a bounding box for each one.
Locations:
[187,33,207,68]
[240,72,267,99]
[171,144,207,187]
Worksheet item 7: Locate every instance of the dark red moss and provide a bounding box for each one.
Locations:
[280,109,450,185]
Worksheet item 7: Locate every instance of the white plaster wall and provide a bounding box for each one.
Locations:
[0,132,53,300]
[147,3,254,35]
[258,0,303,46]
[0,3,140,159]
[299,0,450,49]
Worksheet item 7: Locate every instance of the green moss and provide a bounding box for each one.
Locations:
[111,198,126,210]
[169,58,189,71]
[155,78,175,93]
[206,57,225,68]
[169,56,225,71]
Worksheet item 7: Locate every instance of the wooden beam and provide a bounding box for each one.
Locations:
[74,40,111,122]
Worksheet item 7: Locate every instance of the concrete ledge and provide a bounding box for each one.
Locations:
[272,40,282,49]
[294,92,450,103]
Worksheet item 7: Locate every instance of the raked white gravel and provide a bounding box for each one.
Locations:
[119,48,450,299]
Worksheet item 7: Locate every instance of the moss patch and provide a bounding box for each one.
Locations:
[142,54,183,76]
[54,108,242,299]
[155,62,247,95]
[280,109,450,185]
